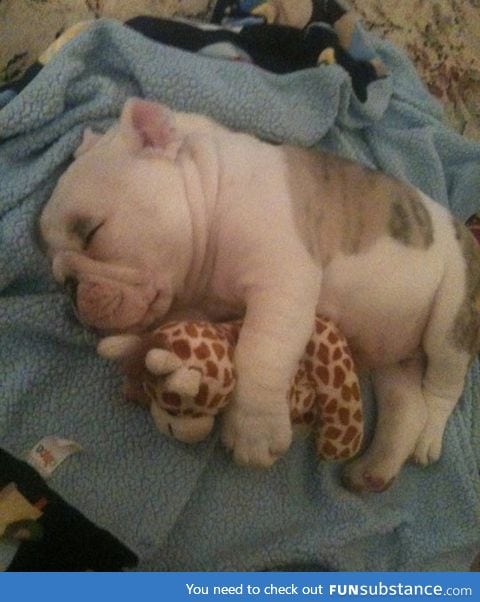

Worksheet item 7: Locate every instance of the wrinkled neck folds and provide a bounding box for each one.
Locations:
[176,131,222,305]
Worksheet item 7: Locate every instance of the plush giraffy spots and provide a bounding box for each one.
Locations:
[97,316,364,461]
[290,318,363,459]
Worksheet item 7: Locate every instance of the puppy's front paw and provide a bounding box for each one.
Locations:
[221,405,292,468]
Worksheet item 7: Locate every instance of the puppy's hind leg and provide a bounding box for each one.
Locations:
[413,290,477,465]
[414,218,480,464]
[343,355,427,492]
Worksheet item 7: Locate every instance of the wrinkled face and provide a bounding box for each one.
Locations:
[39,99,194,333]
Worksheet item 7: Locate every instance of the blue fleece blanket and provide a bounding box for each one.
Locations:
[0,18,479,571]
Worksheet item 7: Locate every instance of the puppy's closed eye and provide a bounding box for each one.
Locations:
[84,222,104,248]
[70,217,105,249]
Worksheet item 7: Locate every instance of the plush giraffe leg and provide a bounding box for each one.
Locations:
[288,317,364,460]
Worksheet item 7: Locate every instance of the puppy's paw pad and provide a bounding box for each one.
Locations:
[342,459,397,493]
[363,472,395,492]
[221,410,292,468]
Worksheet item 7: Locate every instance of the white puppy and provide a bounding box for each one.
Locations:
[40,98,480,491]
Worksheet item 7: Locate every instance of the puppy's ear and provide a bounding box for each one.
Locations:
[74,127,102,158]
[119,98,179,159]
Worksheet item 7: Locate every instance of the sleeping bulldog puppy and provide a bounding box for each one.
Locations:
[39,98,480,491]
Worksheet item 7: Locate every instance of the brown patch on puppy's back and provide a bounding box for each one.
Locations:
[451,219,480,356]
[284,147,433,266]
[388,188,433,249]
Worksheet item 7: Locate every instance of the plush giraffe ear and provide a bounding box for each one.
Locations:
[145,349,182,375]
[74,127,103,158]
[119,98,179,159]
[97,335,142,360]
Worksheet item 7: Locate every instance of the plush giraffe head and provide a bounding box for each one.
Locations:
[97,320,240,443]
[98,316,364,460]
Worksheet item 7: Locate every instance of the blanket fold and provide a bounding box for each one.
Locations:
[0,14,479,571]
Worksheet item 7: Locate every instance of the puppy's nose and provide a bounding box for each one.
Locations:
[64,276,79,305]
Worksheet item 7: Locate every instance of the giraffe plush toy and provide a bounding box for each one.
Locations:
[97,316,364,461]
